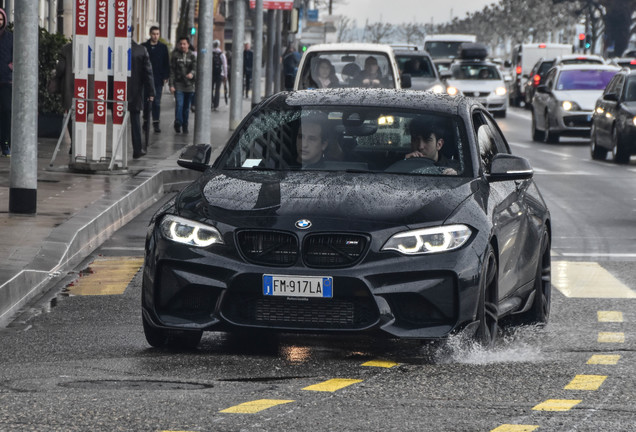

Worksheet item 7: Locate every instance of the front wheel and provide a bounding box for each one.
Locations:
[515,232,551,325]
[532,111,544,142]
[612,127,630,164]
[475,245,499,348]
[590,125,608,160]
[543,112,559,143]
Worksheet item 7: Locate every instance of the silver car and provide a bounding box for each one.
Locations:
[532,64,619,143]
[394,49,446,93]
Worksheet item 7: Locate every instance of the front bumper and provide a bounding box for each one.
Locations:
[553,110,593,136]
[142,230,484,340]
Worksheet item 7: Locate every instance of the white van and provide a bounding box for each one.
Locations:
[293,43,409,90]
[509,43,574,106]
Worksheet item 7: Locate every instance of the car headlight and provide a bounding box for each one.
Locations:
[494,86,507,96]
[159,215,224,247]
[447,86,460,96]
[381,224,472,255]
[429,84,446,94]
[561,100,581,111]
[633,116,636,127]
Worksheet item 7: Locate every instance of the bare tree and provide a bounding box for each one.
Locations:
[396,23,426,46]
[335,16,357,42]
[364,21,394,44]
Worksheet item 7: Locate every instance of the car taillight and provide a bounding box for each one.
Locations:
[516,65,522,75]
[631,60,636,65]
[533,74,541,86]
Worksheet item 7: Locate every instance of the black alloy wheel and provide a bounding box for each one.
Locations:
[515,231,551,325]
[475,245,499,348]
[590,125,608,160]
[543,111,559,143]
[612,126,630,164]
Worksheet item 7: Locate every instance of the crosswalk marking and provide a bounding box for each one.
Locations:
[587,355,621,365]
[302,378,363,392]
[66,256,144,295]
[597,311,624,322]
[532,399,582,411]
[220,399,294,414]
[598,332,625,343]
[564,374,607,391]
[490,425,538,432]
[361,359,399,368]
[553,262,636,298]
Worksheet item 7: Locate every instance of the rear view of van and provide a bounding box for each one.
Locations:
[509,43,574,106]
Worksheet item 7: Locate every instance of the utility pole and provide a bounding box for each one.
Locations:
[251,0,263,107]
[194,0,213,144]
[273,10,282,93]
[9,0,38,214]
[265,9,275,96]
[230,0,246,130]
[48,0,56,32]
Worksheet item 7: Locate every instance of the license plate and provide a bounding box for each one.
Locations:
[263,274,333,298]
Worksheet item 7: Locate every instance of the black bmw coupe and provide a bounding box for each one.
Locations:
[142,88,551,349]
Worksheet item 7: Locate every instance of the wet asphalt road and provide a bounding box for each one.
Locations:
[1,107,635,431]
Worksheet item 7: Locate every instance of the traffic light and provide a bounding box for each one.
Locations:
[578,33,585,49]
[585,33,592,50]
[190,26,196,36]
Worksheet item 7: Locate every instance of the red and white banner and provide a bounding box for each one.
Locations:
[73,0,94,159]
[250,0,294,10]
[92,0,110,160]
[111,0,131,163]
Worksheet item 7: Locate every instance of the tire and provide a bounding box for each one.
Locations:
[590,125,608,160]
[143,313,168,348]
[612,126,630,164]
[543,111,559,144]
[515,232,551,326]
[532,111,545,142]
[496,109,507,118]
[475,245,499,348]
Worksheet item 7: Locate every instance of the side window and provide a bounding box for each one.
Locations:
[603,75,619,95]
[472,111,498,171]
[544,69,556,89]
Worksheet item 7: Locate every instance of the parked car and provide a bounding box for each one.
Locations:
[531,64,620,143]
[141,88,551,349]
[523,57,556,107]
[443,46,509,117]
[393,48,445,93]
[293,43,410,90]
[590,69,636,163]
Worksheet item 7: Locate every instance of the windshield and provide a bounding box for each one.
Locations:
[298,52,396,89]
[450,64,502,80]
[424,41,466,59]
[556,69,618,90]
[218,106,470,177]
[396,55,437,78]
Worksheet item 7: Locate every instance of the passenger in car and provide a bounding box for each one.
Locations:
[310,58,340,88]
[405,116,459,175]
[294,113,330,168]
[355,56,384,88]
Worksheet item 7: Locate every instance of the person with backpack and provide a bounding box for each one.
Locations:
[212,39,227,111]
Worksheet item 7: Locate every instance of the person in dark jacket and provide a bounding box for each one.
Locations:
[142,26,170,133]
[243,42,253,98]
[0,8,13,157]
[169,37,196,133]
[128,41,155,158]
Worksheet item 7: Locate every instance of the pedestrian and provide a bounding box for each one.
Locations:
[282,44,301,91]
[128,40,155,158]
[0,8,13,157]
[243,42,253,99]
[142,26,170,133]
[169,36,196,133]
[211,39,227,111]
[52,42,74,153]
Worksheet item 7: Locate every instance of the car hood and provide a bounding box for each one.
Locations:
[446,79,505,94]
[178,170,476,229]
[554,90,603,111]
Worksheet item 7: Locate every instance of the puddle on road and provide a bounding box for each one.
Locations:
[432,325,548,365]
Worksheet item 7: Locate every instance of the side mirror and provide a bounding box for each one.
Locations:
[177,144,212,172]
[487,154,533,182]
[401,73,412,88]
[603,92,619,102]
[536,84,549,94]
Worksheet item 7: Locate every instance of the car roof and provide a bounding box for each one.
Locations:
[304,43,395,55]
[267,88,471,116]
[393,49,432,58]
[553,63,620,71]
[555,54,606,64]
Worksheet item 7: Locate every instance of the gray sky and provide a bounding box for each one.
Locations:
[332,0,497,26]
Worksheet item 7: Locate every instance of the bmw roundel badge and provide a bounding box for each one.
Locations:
[295,219,312,229]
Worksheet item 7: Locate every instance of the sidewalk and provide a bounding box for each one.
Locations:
[0,92,253,327]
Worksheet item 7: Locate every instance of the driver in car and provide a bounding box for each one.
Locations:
[405,116,458,175]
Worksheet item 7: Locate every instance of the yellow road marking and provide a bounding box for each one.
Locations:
[598,332,625,343]
[490,426,539,432]
[220,399,294,414]
[597,311,624,322]
[587,354,621,365]
[67,256,144,295]
[553,262,636,298]
[564,374,607,391]
[532,399,582,411]
[361,359,399,368]
[302,378,363,392]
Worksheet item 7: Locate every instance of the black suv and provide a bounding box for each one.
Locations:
[523,58,555,108]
